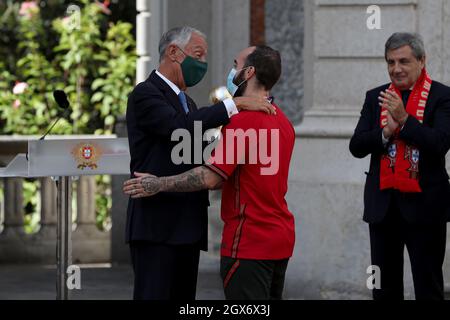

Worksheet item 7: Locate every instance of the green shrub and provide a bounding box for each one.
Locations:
[0,0,136,231]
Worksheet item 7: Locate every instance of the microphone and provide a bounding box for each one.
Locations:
[39,90,71,141]
[53,90,70,110]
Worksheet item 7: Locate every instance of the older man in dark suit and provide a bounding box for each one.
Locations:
[350,32,450,300]
[125,26,274,300]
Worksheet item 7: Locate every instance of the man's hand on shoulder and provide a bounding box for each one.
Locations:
[233,96,276,115]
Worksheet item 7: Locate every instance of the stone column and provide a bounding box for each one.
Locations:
[22,177,58,264]
[0,178,27,263]
[72,176,110,263]
[76,176,97,228]
[265,0,304,124]
[136,0,168,84]
[39,177,57,237]
[2,178,24,236]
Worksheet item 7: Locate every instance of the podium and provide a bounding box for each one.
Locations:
[0,137,130,300]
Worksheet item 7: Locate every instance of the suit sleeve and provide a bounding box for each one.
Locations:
[399,93,450,157]
[349,91,386,159]
[132,83,229,137]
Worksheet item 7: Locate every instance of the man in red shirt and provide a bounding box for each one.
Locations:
[123,45,296,300]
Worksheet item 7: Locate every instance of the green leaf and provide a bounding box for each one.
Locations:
[91,79,105,90]
[90,92,104,103]
[104,115,114,126]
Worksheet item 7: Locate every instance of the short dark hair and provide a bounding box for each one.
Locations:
[243,45,281,91]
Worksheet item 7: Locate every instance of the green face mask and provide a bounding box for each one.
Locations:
[178,47,208,87]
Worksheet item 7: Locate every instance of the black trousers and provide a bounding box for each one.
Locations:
[220,256,289,300]
[130,241,200,300]
[369,199,447,300]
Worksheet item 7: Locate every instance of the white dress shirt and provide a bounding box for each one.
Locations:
[155,70,238,118]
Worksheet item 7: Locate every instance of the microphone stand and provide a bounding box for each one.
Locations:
[39,118,62,141]
[55,175,72,300]
[39,109,71,141]
[32,102,72,299]
[26,110,69,161]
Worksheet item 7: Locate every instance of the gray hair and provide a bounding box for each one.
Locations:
[158,26,206,62]
[385,32,426,61]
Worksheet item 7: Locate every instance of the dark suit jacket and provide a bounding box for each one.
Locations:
[125,70,230,248]
[350,81,450,224]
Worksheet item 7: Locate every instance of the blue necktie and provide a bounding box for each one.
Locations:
[178,91,189,114]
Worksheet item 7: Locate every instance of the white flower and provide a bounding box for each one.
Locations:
[13,82,28,95]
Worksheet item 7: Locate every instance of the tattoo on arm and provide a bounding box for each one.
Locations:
[161,167,207,192]
[159,166,223,193]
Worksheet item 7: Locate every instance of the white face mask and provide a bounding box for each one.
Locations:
[226,67,251,96]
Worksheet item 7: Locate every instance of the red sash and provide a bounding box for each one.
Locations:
[379,69,432,193]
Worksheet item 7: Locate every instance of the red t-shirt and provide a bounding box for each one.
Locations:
[206,104,296,260]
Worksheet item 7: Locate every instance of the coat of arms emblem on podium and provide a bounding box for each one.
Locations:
[71,142,103,170]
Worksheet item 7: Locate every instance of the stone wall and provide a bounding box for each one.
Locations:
[265,0,304,125]
[291,0,450,298]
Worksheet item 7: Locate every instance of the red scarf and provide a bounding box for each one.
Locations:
[380,69,432,193]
